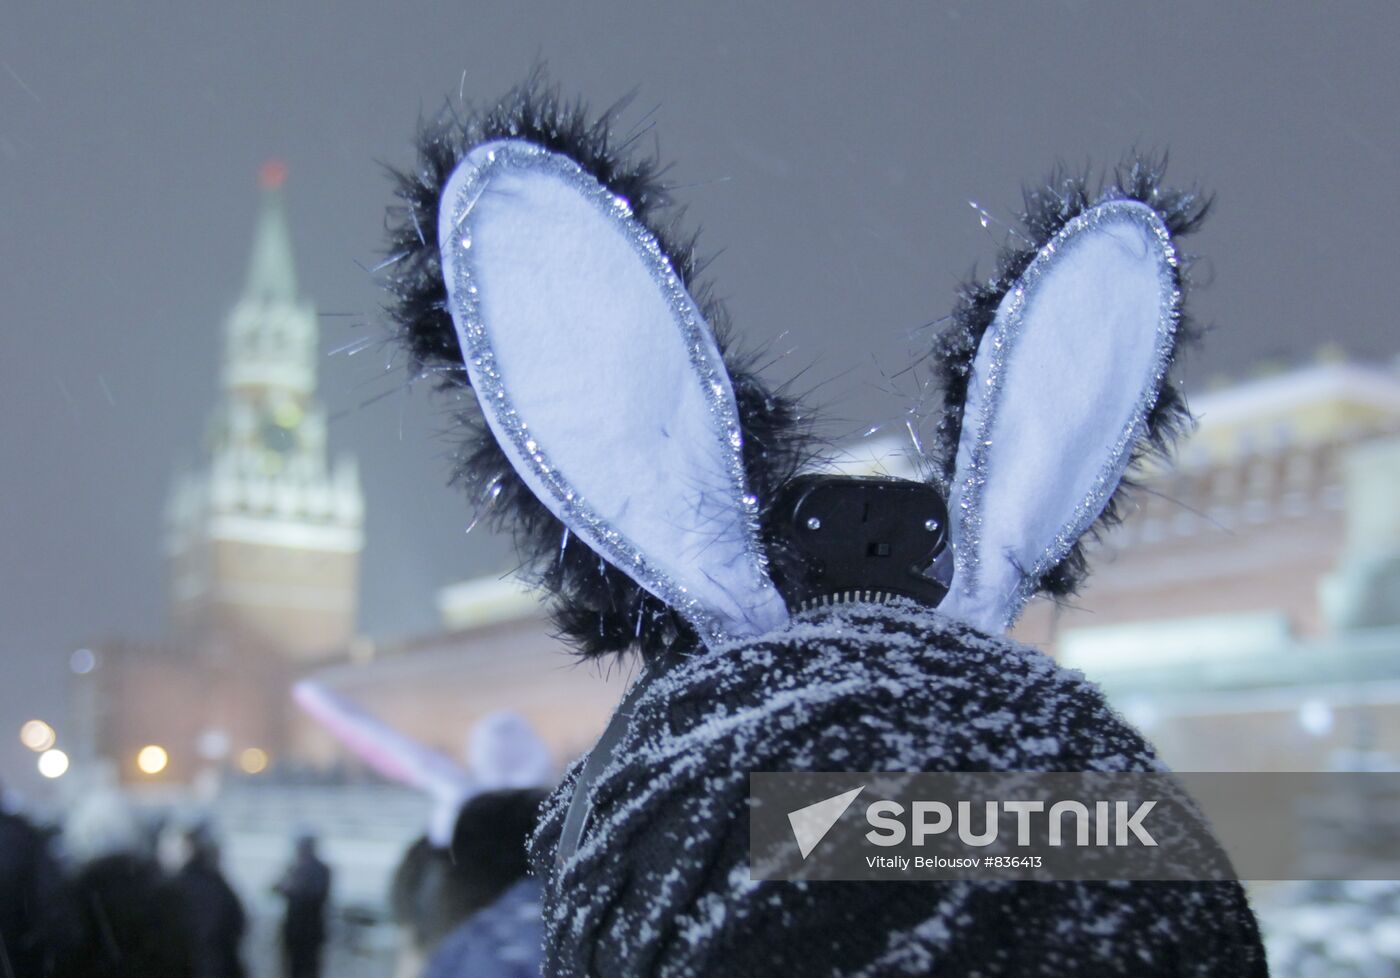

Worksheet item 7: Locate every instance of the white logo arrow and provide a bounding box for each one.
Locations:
[787,786,864,859]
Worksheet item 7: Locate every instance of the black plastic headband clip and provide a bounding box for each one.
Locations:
[770,474,952,611]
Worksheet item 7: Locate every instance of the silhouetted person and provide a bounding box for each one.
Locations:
[169,827,247,978]
[0,781,61,978]
[274,834,331,978]
[54,852,197,978]
[419,788,546,978]
[386,789,545,978]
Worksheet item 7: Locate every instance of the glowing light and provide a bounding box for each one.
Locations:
[37,749,69,779]
[196,729,230,761]
[70,648,97,674]
[1298,699,1334,737]
[19,720,55,752]
[273,401,303,429]
[239,747,269,775]
[136,745,169,775]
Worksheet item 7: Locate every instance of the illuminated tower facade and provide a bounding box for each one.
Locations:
[166,163,363,663]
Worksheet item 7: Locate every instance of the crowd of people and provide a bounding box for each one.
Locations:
[0,777,330,978]
[2,779,236,977]
[0,775,542,978]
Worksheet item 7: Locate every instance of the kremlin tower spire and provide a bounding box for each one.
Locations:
[223,160,315,396]
[166,163,364,661]
[240,160,298,304]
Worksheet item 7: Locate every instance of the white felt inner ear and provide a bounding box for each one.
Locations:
[942,201,1176,633]
[439,141,788,643]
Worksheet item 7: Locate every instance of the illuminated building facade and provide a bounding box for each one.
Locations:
[1016,359,1400,772]
[308,358,1400,779]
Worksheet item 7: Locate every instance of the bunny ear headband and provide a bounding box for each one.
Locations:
[386,85,807,661]
[932,167,1208,632]
[385,80,1208,650]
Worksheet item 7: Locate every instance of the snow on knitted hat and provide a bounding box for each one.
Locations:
[528,604,1265,975]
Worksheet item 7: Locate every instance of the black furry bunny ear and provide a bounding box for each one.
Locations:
[384,82,808,658]
[932,161,1209,633]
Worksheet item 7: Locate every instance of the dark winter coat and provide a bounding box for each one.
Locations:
[173,858,247,978]
[0,810,60,978]
[276,855,331,950]
[420,877,543,978]
[52,853,197,978]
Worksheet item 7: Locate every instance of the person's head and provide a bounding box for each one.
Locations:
[295,832,318,860]
[189,823,220,865]
[164,819,221,873]
[389,787,545,960]
[156,820,194,873]
[449,787,544,900]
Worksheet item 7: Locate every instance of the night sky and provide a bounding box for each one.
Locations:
[3,1,1397,786]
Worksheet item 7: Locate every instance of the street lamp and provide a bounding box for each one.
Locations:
[137,745,169,775]
[19,719,55,752]
[239,747,269,774]
[37,749,69,779]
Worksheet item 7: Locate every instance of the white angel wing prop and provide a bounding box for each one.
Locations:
[293,680,472,844]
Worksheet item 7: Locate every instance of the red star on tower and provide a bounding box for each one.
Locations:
[259,159,288,190]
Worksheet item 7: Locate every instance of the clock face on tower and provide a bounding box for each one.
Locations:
[260,418,298,455]
[259,399,304,460]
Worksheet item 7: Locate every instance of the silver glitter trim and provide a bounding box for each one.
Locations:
[441,140,781,646]
[951,199,1181,630]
